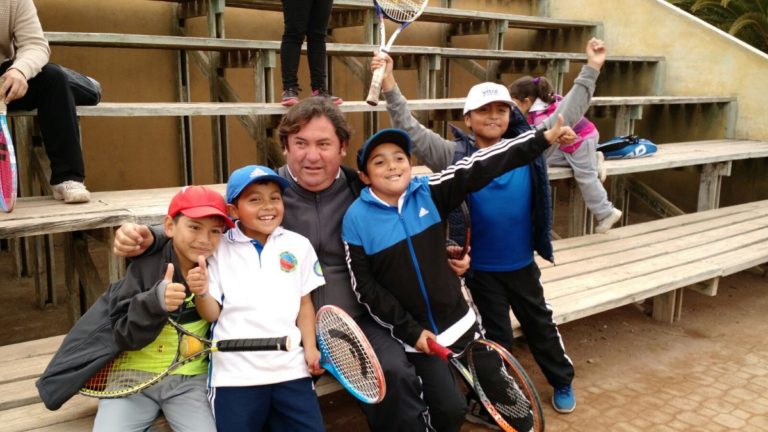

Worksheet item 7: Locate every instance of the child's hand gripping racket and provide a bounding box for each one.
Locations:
[80,318,291,398]
[316,305,386,404]
[366,0,428,105]
[0,98,17,212]
[446,201,471,261]
[427,338,545,432]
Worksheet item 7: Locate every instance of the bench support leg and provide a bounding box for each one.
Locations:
[652,289,683,323]
[688,277,719,297]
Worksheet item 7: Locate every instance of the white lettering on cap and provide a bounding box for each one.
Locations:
[249,167,268,178]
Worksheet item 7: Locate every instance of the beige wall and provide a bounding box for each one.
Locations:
[548,0,768,141]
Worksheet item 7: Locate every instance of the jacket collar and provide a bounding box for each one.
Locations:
[227,222,285,244]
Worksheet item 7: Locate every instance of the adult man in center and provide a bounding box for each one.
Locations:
[113,97,468,431]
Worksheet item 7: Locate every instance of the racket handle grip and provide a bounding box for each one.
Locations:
[217,336,292,352]
[427,339,453,360]
[366,64,387,106]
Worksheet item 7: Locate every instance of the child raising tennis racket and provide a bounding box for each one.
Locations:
[193,165,326,432]
[343,120,574,432]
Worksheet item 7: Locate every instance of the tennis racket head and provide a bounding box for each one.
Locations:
[446,201,470,260]
[467,339,544,432]
[316,305,386,404]
[80,319,212,398]
[80,318,291,398]
[0,106,17,213]
[374,0,428,23]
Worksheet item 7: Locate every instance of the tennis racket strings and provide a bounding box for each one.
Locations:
[377,0,426,22]
[469,346,535,429]
[317,309,382,402]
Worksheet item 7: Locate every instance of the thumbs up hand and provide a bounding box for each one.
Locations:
[163,263,187,312]
[543,114,578,146]
[187,256,210,299]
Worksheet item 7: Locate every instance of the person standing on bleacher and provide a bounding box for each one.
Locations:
[0,0,90,203]
[279,0,343,106]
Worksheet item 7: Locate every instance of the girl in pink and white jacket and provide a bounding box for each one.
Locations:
[507,38,622,234]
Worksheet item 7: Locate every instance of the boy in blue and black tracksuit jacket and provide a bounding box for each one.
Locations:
[342,122,569,432]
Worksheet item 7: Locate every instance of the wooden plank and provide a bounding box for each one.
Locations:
[688,278,719,296]
[0,378,42,410]
[189,0,601,29]
[47,33,662,65]
[4,96,739,119]
[544,226,768,298]
[543,199,768,253]
[0,335,63,362]
[542,206,768,274]
[0,354,54,384]
[2,395,97,432]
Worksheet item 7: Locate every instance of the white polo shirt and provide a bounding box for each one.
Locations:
[207,224,325,387]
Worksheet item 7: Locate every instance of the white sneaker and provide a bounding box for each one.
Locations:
[596,151,607,183]
[52,180,91,203]
[595,208,622,233]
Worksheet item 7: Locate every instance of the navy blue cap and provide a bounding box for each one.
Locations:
[356,128,412,172]
[226,165,290,204]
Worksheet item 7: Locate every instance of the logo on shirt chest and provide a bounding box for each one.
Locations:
[279,251,298,272]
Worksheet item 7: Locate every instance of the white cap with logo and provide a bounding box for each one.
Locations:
[463,82,515,115]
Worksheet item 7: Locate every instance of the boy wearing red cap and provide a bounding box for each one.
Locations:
[36,186,230,431]
[91,185,232,431]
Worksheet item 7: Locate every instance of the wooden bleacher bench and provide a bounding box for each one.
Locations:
[0,334,340,431]
[4,139,765,239]
[2,138,767,317]
[159,0,600,31]
[44,31,663,94]
[526,199,768,332]
[4,200,767,430]
[8,96,735,136]
[45,31,661,65]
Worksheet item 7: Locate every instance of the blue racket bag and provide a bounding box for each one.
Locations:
[596,135,657,160]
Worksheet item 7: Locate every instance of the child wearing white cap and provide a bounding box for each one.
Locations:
[370,53,580,418]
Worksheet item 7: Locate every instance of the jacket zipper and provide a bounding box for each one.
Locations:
[399,212,439,334]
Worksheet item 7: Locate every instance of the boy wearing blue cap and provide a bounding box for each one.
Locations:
[193,165,325,432]
[342,122,573,432]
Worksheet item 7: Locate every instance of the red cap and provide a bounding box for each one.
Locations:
[167,186,234,229]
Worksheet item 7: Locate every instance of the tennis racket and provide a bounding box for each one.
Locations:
[446,201,471,260]
[81,318,291,398]
[316,305,386,404]
[0,100,17,212]
[365,0,428,106]
[428,338,544,432]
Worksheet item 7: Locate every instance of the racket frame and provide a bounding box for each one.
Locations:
[427,338,544,432]
[316,305,386,404]
[366,0,428,105]
[0,100,17,213]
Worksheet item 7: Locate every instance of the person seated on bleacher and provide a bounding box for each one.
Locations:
[507,37,622,234]
[0,0,90,202]
[371,52,579,419]
[37,186,230,429]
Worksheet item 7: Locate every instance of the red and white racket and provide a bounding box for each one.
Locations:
[428,338,544,432]
[0,100,17,212]
[366,0,428,106]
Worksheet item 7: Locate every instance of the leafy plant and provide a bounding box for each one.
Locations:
[668,0,768,52]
